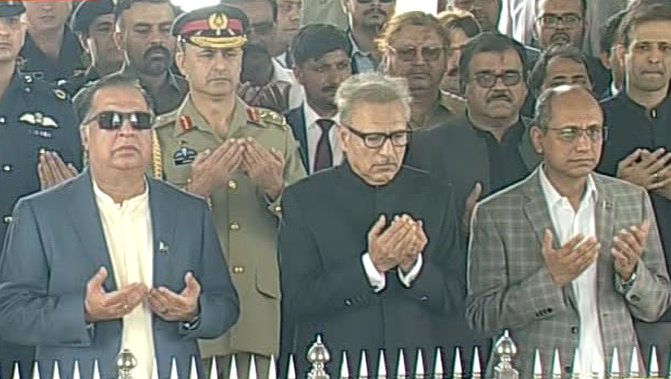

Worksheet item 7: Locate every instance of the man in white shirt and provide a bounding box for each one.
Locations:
[344,0,396,73]
[466,84,671,379]
[284,24,353,173]
[0,73,239,379]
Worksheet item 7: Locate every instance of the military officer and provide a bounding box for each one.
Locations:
[59,0,123,96]
[0,1,82,378]
[153,4,306,379]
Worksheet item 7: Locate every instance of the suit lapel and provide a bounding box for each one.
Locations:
[517,122,542,171]
[148,178,176,287]
[66,169,117,292]
[286,106,309,171]
[593,175,616,290]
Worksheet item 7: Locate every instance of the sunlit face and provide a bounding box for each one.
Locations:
[233,0,276,50]
[276,0,302,48]
[81,86,153,174]
[0,16,26,64]
[531,88,604,180]
[23,0,71,33]
[384,25,446,95]
[535,0,585,50]
[177,44,243,98]
[619,20,671,93]
[115,1,176,76]
[452,0,501,32]
[339,101,409,186]
[540,56,592,93]
[294,49,352,110]
[82,14,123,70]
[343,0,396,31]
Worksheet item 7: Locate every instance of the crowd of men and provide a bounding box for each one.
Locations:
[0,0,670,378]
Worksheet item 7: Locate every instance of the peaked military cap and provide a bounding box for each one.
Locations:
[70,0,116,34]
[171,3,248,49]
[0,0,25,17]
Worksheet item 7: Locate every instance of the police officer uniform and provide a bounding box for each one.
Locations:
[408,91,467,130]
[0,2,83,378]
[153,4,306,378]
[58,0,116,96]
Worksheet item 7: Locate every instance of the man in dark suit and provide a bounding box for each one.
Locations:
[279,73,466,378]
[284,24,352,173]
[406,33,541,235]
[0,73,239,379]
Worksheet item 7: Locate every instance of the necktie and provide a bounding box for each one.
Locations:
[314,119,334,172]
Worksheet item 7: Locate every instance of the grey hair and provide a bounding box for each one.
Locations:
[533,84,596,130]
[336,73,412,125]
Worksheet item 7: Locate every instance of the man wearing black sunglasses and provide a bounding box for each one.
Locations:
[279,72,466,378]
[0,2,82,377]
[344,0,395,74]
[154,4,306,379]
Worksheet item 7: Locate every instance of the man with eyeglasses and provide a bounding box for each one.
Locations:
[0,1,82,377]
[528,44,594,99]
[597,4,671,369]
[154,4,306,379]
[344,0,395,74]
[379,11,466,129]
[407,32,541,236]
[532,0,609,96]
[467,83,670,379]
[222,0,303,112]
[0,73,240,379]
[279,72,466,378]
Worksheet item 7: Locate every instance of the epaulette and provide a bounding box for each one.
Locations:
[247,106,288,131]
[153,109,179,130]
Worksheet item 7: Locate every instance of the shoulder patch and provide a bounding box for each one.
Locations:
[153,109,179,130]
[53,89,67,101]
[248,107,287,130]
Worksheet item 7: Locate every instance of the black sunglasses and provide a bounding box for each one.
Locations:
[83,111,154,130]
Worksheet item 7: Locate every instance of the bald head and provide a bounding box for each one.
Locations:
[534,84,600,131]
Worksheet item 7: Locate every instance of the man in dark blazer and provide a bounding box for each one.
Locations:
[0,74,239,379]
[279,73,466,378]
[284,24,352,173]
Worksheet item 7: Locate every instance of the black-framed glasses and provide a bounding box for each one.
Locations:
[343,123,411,149]
[538,13,582,28]
[546,126,608,142]
[472,71,522,88]
[356,0,395,3]
[83,111,154,130]
[387,45,445,62]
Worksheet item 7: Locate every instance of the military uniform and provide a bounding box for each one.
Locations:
[408,91,467,130]
[154,5,306,377]
[58,66,101,97]
[19,27,86,84]
[0,6,82,379]
[120,65,189,115]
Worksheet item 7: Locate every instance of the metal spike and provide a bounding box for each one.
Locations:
[650,346,660,378]
[11,362,20,379]
[533,349,542,379]
[72,360,81,379]
[453,347,463,379]
[397,349,407,379]
[92,359,101,379]
[571,348,581,379]
[377,350,387,379]
[31,361,40,379]
[358,350,369,379]
[52,360,61,379]
[551,349,561,379]
[472,346,482,379]
[610,347,620,379]
[433,348,444,379]
[415,349,425,379]
[340,351,351,379]
[287,354,297,379]
[190,356,199,379]
[590,346,602,379]
[249,355,258,379]
[268,355,277,379]
[230,355,239,379]
[152,357,160,379]
[630,346,640,378]
[170,357,179,379]
[209,357,219,379]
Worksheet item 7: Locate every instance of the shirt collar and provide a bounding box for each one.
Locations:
[347,28,370,57]
[92,177,149,209]
[303,102,340,130]
[272,58,295,83]
[538,164,597,208]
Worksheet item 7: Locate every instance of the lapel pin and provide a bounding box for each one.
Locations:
[159,241,169,254]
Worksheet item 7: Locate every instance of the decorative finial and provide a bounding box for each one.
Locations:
[358,351,369,379]
[453,347,463,379]
[433,348,444,379]
[340,351,351,379]
[493,330,519,379]
[610,347,620,379]
[415,349,425,379]
[551,349,561,379]
[377,350,387,379]
[472,346,482,379]
[116,348,138,379]
[308,334,331,379]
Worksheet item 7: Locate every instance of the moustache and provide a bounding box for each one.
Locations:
[487,92,512,102]
[364,8,386,17]
[143,46,170,60]
[550,32,571,44]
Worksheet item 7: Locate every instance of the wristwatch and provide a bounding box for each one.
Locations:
[619,272,637,293]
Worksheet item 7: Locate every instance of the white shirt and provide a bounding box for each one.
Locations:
[94,181,155,379]
[271,58,304,110]
[303,102,344,173]
[539,167,605,378]
[275,52,290,69]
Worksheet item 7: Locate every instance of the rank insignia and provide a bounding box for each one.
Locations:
[179,115,193,131]
[246,107,258,122]
[173,146,197,166]
[19,112,58,128]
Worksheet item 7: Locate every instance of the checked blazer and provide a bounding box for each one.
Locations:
[466,167,671,379]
